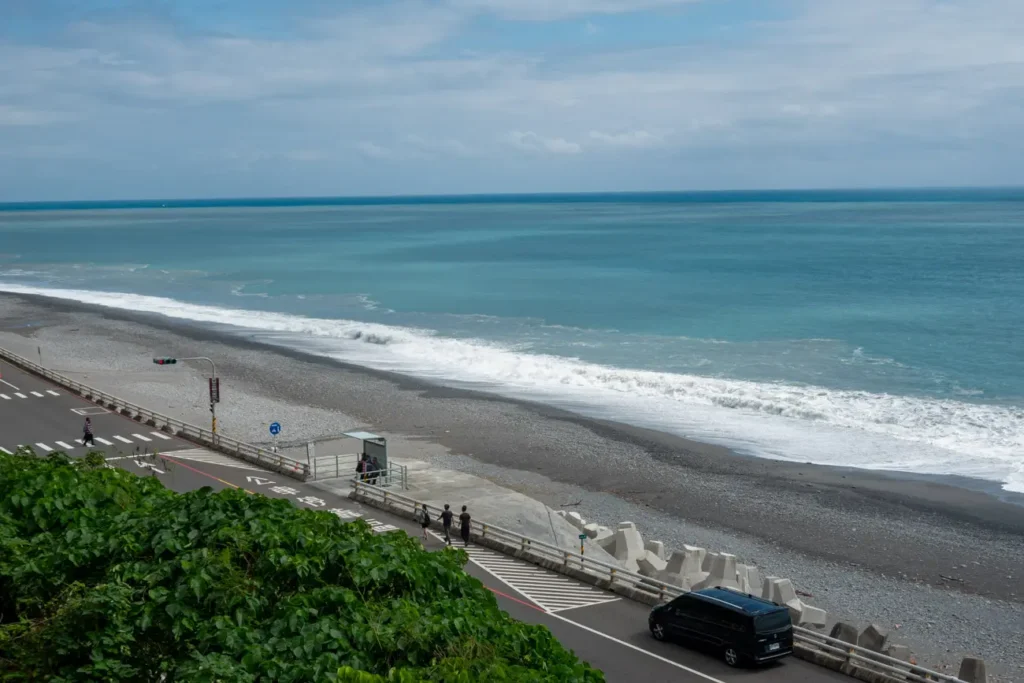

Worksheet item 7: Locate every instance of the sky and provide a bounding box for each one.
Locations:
[1,0,1023,200]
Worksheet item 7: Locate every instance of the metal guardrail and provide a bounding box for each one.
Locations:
[0,346,311,479]
[314,453,408,489]
[349,478,968,683]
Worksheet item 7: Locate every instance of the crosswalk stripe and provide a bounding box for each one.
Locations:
[95,437,113,445]
[30,391,44,397]
[55,441,75,449]
[0,447,11,454]
[14,393,27,398]
[430,532,619,612]
[35,443,53,452]
[113,435,132,444]
[47,390,60,396]
[132,433,152,442]
[0,394,9,400]
[150,431,172,440]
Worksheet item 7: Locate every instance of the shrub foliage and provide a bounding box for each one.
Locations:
[0,448,603,682]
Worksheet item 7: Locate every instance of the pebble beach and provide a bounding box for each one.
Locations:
[1,292,1022,679]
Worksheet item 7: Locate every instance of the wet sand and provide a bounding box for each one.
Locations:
[2,291,1023,674]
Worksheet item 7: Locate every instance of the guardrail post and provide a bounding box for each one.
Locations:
[481,524,488,538]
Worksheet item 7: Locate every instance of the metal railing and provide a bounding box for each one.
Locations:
[0,346,311,479]
[312,453,408,489]
[348,478,968,683]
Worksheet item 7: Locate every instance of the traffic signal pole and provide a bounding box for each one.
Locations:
[153,356,218,435]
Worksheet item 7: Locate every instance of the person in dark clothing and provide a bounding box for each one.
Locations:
[440,504,454,545]
[356,454,369,482]
[416,503,431,543]
[459,505,471,546]
[82,417,95,447]
[370,455,381,485]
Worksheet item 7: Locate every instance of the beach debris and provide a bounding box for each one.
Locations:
[559,499,583,507]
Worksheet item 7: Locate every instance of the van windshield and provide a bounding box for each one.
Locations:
[754,611,791,633]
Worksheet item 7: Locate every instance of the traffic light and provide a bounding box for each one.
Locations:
[153,358,177,365]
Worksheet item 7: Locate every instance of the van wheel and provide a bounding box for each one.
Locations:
[723,647,741,667]
[650,622,666,641]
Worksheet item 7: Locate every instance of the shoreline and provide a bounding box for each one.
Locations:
[2,291,1023,674]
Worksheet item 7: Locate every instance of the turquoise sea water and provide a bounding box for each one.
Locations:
[1,190,1022,490]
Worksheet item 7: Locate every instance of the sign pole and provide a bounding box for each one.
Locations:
[579,533,586,555]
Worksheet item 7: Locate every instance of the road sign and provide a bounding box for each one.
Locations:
[209,377,220,403]
[269,422,281,436]
[578,534,587,540]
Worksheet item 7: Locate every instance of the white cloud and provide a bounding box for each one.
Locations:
[504,131,583,154]
[356,142,394,160]
[0,105,74,126]
[589,130,662,148]
[448,0,701,21]
[3,0,1024,199]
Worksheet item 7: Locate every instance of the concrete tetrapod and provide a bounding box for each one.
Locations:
[645,540,666,561]
[693,552,741,591]
[610,523,646,572]
[958,657,987,683]
[656,545,707,589]
[637,551,668,578]
[857,624,888,653]
[762,577,827,628]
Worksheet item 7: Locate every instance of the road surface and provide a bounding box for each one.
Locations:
[0,359,850,683]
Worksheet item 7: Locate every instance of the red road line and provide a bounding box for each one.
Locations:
[160,454,255,494]
[486,586,546,612]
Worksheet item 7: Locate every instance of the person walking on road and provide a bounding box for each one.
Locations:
[82,417,95,447]
[459,505,471,547]
[440,504,454,545]
[415,503,431,544]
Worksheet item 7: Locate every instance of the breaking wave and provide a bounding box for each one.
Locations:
[1,282,1021,493]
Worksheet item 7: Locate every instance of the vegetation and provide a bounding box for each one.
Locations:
[0,448,603,682]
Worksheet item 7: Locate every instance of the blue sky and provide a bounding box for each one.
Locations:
[1,0,1022,200]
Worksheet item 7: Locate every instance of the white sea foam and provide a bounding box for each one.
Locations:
[2,282,1022,492]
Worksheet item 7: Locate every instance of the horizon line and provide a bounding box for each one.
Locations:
[2,185,1023,209]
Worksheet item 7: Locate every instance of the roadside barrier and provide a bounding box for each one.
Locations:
[349,478,971,683]
[0,346,310,479]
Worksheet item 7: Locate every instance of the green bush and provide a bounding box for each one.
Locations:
[0,448,603,682]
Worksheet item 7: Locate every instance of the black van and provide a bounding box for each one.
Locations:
[648,587,793,667]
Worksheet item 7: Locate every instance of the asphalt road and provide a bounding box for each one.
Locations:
[0,358,850,683]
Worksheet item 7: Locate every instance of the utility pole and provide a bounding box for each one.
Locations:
[153,356,219,434]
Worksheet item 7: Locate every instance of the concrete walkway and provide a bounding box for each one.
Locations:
[312,456,622,567]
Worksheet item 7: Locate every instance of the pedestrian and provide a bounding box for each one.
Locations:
[370,455,381,485]
[440,503,454,545]
[416,503,431,543]
[356,454,369,482]
[459,505,471,547]
[82,417,95,447]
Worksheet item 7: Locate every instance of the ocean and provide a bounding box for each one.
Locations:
[2,190,1022,492]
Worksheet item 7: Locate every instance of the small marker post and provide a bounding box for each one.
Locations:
[579,533,587,555]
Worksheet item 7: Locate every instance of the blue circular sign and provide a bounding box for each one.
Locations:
[269,422,281,436]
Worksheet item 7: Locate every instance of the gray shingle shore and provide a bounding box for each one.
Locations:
[1,292,1021,679]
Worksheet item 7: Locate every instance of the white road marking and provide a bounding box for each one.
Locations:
[14,393,27,398]
[47,390,60,396]
[435,536,620,613]
[168,448,267,471]
[132,433,152,442]
[0,447,12,455]
[35,443,53,452]
[113,435,133,443]
[0,394,9,400]
[55,441,75,449]
[549,611,728,683]
[150,431,172,440]
[95,437,113,445]
[0,378,19,390]
[461,553,726,682]
[30,391,44,397]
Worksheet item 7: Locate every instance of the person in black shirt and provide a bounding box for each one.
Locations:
[459,505,471,547]
[440,504,454,545]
